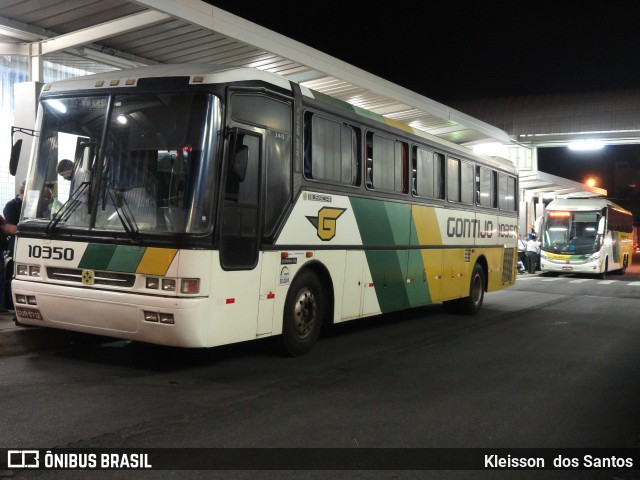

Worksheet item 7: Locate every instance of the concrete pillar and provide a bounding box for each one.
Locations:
[12,82,43,193]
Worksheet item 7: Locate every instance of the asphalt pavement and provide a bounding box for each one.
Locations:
[0,309,110,358]
[0,270,543,358]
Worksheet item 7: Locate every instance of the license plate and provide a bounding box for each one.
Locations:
[561,266,573,270]
[15,306,43,320]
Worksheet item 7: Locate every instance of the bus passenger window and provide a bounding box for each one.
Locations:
[448,157,460,202]
[305,113,359,186]
[414,147,444,199]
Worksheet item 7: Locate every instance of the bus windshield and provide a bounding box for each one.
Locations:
[22,92,219,236]
[541,210,601,254]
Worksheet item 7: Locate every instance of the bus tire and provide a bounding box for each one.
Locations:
[454,263,485,315]
[599,258,608,280]
[281,270,325,356]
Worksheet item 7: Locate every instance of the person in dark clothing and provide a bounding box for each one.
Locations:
[526,234,540,274]
[3,180,24,309]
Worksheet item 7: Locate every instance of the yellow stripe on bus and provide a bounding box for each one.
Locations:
[136,248,178,275]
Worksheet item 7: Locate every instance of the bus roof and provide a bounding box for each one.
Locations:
[41,64,516,174]
[546,198,632,215]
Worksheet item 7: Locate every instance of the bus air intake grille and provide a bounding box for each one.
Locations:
[46,267,136,287]
[502,248,516,283]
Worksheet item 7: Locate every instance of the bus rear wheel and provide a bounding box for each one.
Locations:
[443,263,485,315]
[281,270,325,356]
[457,263,485,315]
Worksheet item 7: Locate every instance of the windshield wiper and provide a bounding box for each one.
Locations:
[105,184,140,239]
[45,182,90,234]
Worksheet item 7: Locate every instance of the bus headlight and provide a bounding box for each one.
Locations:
[29,266,40,277]
[540,251,549,259]
[589,252,601,261]
[162,279,176,291]
[17,264,29,276]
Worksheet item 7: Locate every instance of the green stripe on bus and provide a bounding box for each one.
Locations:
[78,243,117,270]
[350,197,411,312]
[78,243,147,272]
[107,245,147,273]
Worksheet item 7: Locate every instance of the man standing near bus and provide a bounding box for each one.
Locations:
[3,180,23,309]
[526,234,539,274]
[517,234,527,273]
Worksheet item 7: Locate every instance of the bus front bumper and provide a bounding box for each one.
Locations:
[540,257,602,274]
[11,279,212,348]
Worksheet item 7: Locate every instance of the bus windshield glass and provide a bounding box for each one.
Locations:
[542,210,601,254]
[22,92,219,236]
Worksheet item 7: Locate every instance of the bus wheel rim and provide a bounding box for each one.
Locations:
[293,287,317,338]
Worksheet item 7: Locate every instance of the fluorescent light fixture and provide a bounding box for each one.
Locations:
[568,140,605,151]
[79,48,149,69]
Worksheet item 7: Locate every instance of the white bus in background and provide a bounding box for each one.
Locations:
[540,198,633,278]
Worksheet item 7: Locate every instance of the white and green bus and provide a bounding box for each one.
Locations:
[10,65,518,355]
[540,198,633,278]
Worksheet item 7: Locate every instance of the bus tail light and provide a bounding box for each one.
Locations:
[181,278,199,294]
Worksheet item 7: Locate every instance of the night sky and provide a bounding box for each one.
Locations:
[206,2,640,102]
[206,1,640,211]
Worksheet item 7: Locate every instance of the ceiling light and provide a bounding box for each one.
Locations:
[567,140,604,151]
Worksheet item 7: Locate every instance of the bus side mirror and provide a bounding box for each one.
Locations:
[9,139,22,176]
[597,217,605,235]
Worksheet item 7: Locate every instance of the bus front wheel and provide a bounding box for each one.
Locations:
[599,259,608,280]
[281,270,325,356]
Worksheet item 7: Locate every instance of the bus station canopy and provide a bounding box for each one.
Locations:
[0,0,604,199]
[0,0,509,147]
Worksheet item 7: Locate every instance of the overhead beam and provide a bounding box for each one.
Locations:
[0,15,49,41]
[39,10,171,55]
[133,0,511,144]
[0,41,28,55]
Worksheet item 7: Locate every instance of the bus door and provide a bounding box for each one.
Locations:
[220,91,293,335]
[218,128,264,334]
[220,129,261,270]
